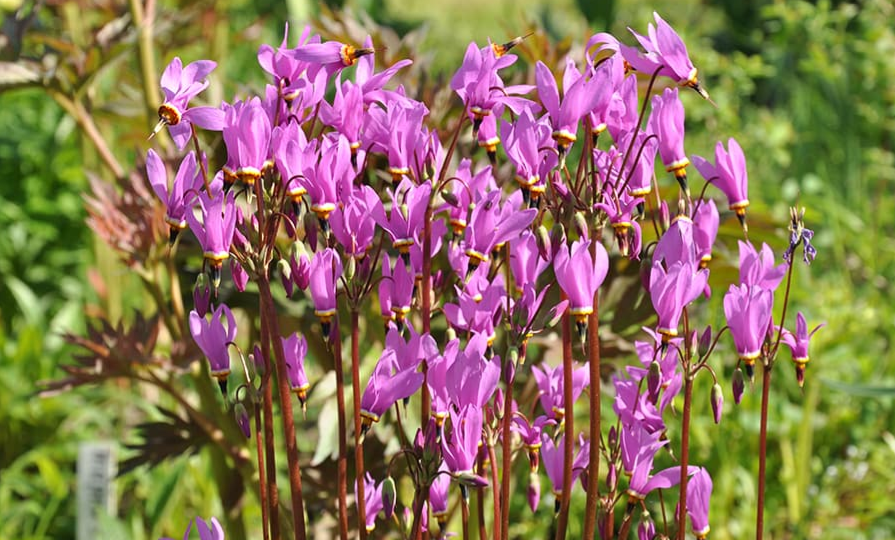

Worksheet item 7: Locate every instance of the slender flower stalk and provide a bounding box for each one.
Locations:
[258,277,307,540]
[351,310,368,539]
[554,305,574,540]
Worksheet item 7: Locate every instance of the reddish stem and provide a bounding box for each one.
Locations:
[351,310,368,539]
[259,315,280,540]
[583,292,602,539]
[258,278,307,540]
[331,319,349,540]
[255,395,270,540]
[677,373,694,540]
[554,307,574,540]
[499,375,514,540]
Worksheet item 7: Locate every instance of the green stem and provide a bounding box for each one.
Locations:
[756,362,772,540]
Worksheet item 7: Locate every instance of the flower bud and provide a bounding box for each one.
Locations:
[536,224,552,261]
[608,426,618,449]
[302,211,318,251]
[689,330,699,360]
[345,255,356,282]
[234,402,251,439]
[637,511,655,540]
[732,368,745,405]
[698,325,713,359]
[550,223,566,258]
[381,476,397,520]
[445,327,458,342]
[573,211,588,240]
[659,201,670,232]
[494,387,505,419]
[647,360,662,402]
[252,344,265,377]
[508,347,520,368]
[710,383,724,424]
[277,258,292,282]
[456,472,489,489]
[607,463,618,491]
[441,191,460,207]
[193,274,211,317]
[528,472,541,512]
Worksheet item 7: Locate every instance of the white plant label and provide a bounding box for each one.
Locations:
[77,442,116,540]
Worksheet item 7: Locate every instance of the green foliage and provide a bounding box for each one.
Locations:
[2,0,894,538]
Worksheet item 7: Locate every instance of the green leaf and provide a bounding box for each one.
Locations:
[146,460,186,538]
[821,378,895,397]
[5,276,45,327]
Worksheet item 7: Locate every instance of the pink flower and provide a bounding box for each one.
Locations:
[692,138,750,228]
[145,150,204,241]
[648,87,690,190]
[620,13,706,96]
[723,284,774,368]
[155,57,225,149]
[282,333,310,405]
[686,468,713,539]
[308,248,343,323]
[779,312,825,387]
[554,239,609,321]
[189,304,237,394]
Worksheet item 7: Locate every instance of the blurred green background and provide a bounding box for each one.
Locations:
[1,0,894,538]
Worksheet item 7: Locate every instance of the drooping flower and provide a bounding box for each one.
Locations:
[648,87,691,193]
[501,107,553,201]
[686,468,713,539]
[723,284,774,377]
[779,312,825,387]
[379,254,415,325]
[553,239,609,332]
[739,241,787,291]
[595,189,644,259]
[154,58,225,149]
[463,190,537,267]
[541,432,590,500]
[282,333,310,407]
[531,361,589,421]
[302,135,354,224]
[185,190,238,290]
[692,138,750,230]
[444,332,501,410]
[649,260,707,340]
[535,59,606,153]
[145,150,205,243]
[451,41,535,134]
[360,348,424,431]
[189,304,237,394]
[308,248,343,332]
[620,12,708,98]
[443,266,506,343]
[356,473,385,532]
[442,405,485,479]
[161,516,225,540]
[371,178,432,254]
[429,461,452,527]
[330,185,381,260]
[220,98,272,186]
[692,199,719,267]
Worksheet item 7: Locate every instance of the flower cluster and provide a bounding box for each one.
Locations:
[147,13,819,540]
